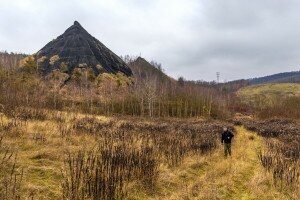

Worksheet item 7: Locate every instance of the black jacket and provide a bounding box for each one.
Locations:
[221,131,234,144]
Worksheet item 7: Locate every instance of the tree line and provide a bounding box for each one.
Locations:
[0,54,233,119]
[1,52,298,119]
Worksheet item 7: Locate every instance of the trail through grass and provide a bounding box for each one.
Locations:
[131,127,292,200]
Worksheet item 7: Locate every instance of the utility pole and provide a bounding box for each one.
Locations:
[216,72,220,83]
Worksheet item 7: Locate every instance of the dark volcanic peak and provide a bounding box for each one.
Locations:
[35,21,132,76]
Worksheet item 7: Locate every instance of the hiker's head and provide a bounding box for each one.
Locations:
[223,127,228,132]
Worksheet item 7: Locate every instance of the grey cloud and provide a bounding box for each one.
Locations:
[0,0,299,81]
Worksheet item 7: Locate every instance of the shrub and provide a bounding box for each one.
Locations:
[49,55,60,65]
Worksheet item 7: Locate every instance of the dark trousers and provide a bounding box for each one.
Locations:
[224,143,231,157]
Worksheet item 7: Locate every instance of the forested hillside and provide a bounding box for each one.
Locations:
[249,71,300,84]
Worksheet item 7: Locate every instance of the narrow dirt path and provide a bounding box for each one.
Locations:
[132,126,291,200]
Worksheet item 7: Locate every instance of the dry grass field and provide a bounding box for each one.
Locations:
[0,109,298,199]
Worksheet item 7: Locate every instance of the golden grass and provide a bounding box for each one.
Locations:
[1,116,99,199]
[237,83,300,101]
[129,126,293,200]
[1,112,296,199]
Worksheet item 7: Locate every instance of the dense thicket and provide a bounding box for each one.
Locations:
[0,57,232,119]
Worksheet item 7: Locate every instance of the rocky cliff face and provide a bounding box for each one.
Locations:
[35,21,132,76]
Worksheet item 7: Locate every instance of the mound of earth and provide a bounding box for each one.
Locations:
[35,21,132,77]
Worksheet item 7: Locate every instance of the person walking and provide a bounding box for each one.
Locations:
[221,127,234,157]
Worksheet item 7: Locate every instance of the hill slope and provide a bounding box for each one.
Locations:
[128,57,172,82]
[237,83,300,101]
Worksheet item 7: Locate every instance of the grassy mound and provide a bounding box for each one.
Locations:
[237,83,300,100]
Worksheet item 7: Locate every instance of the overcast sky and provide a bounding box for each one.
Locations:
[1,0,300,81]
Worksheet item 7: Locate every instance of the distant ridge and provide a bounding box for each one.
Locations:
[217,70,300,92]
[248,71,300,84]
[35,21,132,76]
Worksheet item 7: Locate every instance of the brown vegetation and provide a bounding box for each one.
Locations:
[0,127,23,199]
[0,51,26,70]
[0,56,232,120]
[0,107,233,199]
[235,118,300,195]
[0,53,299,199]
